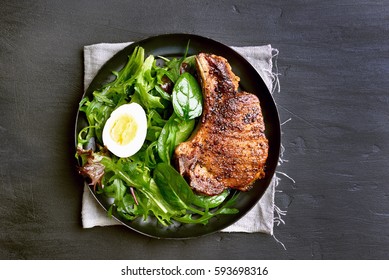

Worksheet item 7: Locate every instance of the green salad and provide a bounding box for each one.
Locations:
[76,46,238,226]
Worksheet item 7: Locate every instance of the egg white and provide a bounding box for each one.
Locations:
[102,103,147,158]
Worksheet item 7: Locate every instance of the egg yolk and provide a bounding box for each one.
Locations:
[109,114,138,145]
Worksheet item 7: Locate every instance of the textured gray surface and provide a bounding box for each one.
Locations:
[0,0,388,259]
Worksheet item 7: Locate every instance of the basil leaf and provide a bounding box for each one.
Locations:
[172,72,202,120]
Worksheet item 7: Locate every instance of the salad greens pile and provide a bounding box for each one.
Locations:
[76,46,238,226]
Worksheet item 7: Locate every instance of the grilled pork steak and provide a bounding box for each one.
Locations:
[174,53,269,196]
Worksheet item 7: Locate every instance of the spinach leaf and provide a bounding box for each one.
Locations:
[157,112,194,163]
[153,162,195,210]
[192,189,230,210]
[172,72,203,121]
[153,163,239,224]
[173,192,240,225]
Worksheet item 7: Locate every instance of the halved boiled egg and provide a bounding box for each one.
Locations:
[102,103,147,158]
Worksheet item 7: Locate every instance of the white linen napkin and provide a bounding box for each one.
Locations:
[82,42,280,235]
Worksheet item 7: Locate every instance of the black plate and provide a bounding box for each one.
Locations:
[75,33,280,239]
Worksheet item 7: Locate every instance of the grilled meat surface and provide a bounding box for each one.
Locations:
[174,53,269,196]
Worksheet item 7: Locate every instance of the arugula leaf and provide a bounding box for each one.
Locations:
[101,178,126,202]
[131,55,165,111]
[107,46,145,87]
[163,57,182,83]
[115,193,141,220]
[180,55,197,76]
[78,97,114,144]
